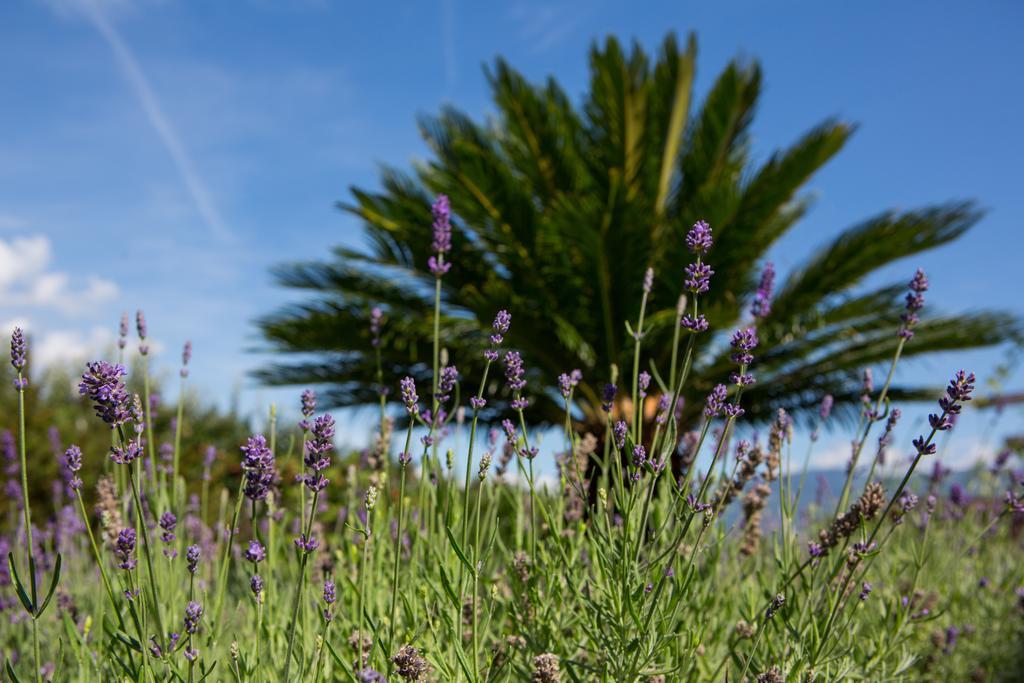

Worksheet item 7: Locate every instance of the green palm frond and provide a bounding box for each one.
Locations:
[257,31,1019,433]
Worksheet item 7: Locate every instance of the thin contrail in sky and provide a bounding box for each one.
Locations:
[81,0,233,242]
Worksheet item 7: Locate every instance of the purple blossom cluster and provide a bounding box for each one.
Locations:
[136,310,149,355]
[557,369,582,399]
[400,376,419,415]
[10,328,27,390]
[437,365,458,404]
[601,383,617,413]
[751,262,775,319]
[370,306,383,348]
[159,512,177,557]
[299,389,317,431]
[64,445,83,492]
[322,579,337,622]
[241,434,276,501]
[913,370,975,456]
[686,220,713,255]
[485,309,512,361]
[115,527,137,570]
[303,414,335,493]
[428,194,453,276]
[79,361,132,428]
[186,545,200,575]
[899,269,928,340]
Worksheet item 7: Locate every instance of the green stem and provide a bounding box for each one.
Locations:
[387,421,414,668]
[213,477,246,632]
[173,374,186,504]
[15,380,41,683]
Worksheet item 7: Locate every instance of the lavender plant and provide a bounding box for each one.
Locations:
[1,202,1022,683]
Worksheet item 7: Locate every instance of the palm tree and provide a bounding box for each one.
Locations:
[257,32,1018,443]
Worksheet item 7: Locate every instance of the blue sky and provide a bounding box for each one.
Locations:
[1,0,1022,470]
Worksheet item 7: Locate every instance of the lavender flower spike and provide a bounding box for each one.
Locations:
[115,527,137,570]
[730,328,759,367]
[504,351,527,392]
[241,434,275,501]
[899,268,928,340]
[686,220,713,255]
[183,601,203,634]
[79,361,132,428]
[136,309,149,355]
[118,312,129,349]
[428,194,453,276]
[400,377,419,415]
[10,327,27,390]
[299,389,317,430]
[186,545,200,574]
[751,262,775,319]
[64,445,83,491]
[180,341,192,378]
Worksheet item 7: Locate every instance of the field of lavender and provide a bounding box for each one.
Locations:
[1,204,1023,682]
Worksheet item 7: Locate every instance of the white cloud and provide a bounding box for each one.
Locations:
[0,235,118,315]
[32,325,114,367]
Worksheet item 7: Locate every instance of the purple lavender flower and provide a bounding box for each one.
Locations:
[642,267,654,295]
[631,445,647,469]
[79,361,132,428]
[557,374,572,399]
[241,435,275,502]
[136,310,149,355]
[294,534,319,554]
[10,328,27,380]
[428,195,453,276]
[684,262,714,294]
[601,383,617,413]
[299,389,317,430]
[322,578,336,621]
[729,328,759,366]
[819,395,834,420]
[487,310,511,356]
[250,574,263,597]
[244,540,266,564]
[751,262,775,319]
[613,421,627,450]
[899,269,928,340]
[431,194,451,254]
[638,371,651,399]
[118,312,129,349]
[704,384,728,418]
[202,446,217,481]
[186,545,200,574]
[500,421,518,452]
[400,377,419,415]
[303,414,335,493]
[370,307,384,348]
[110,441,142,466]
[159,512,177,545]
[115,528,137,570]
[180,341,192,378]
[65,445,83,492]
[862,367,874,396]
[504,351,526,393]
[437,365,458,404]
[859,582,873,601]
[680,314,708,332]
[183,601,203,634]
[686,220,713,255]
